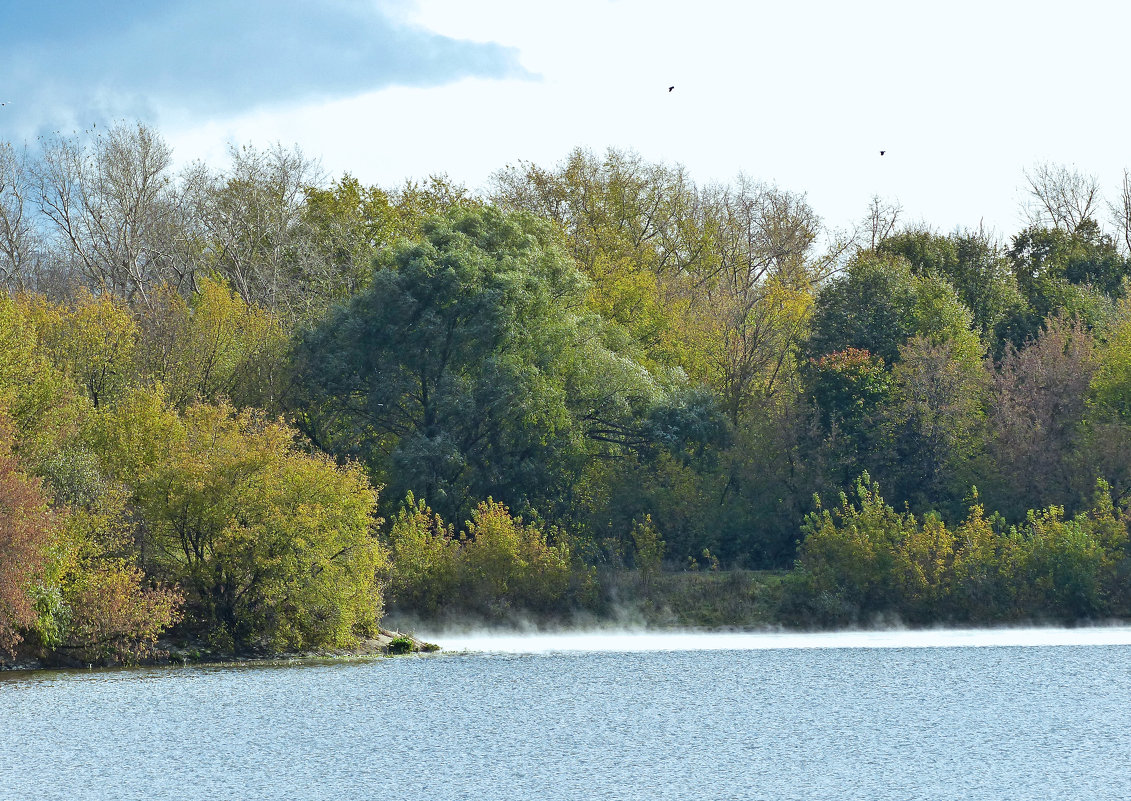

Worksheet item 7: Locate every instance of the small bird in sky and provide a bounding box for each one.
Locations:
[880,150,886,156]
[668,86,674,92]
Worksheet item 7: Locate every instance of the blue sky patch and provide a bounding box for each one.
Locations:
[0,0,531,136]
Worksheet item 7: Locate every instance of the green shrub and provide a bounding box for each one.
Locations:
[385,494,594,619]
[783,474,912,624]
[386,493,459,615]
[387,635,415,655]
[630,514,665,592]
[785,474,1131,625]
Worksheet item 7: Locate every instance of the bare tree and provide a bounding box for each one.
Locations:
[190,142,324,318]
[1022,162,1101,232]
[34,123,185,307]
[0,142,44,292]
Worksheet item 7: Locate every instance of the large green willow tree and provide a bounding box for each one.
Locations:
[295,207,723,523]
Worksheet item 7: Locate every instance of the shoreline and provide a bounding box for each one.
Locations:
[0,628,439,673]
[9,620,1131,673]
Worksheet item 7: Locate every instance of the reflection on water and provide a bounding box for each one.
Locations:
[2,628,1129,801]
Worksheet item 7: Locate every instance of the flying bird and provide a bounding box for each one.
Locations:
[880,150,886,155]
[668,86,674,92]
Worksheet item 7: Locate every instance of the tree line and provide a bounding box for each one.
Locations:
[3,122,1131,661]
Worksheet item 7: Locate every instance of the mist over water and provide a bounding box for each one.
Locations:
[432,625,1131,654]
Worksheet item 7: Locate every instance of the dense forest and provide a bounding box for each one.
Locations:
[3,123,1131,664]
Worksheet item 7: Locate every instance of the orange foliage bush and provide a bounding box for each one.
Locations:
[0,418,54,655]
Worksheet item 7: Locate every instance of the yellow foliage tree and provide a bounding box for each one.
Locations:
[135,276,286,409]
[30,288,139,409]
[93,390,386,650]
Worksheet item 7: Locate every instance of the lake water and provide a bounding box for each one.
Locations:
[3,627,1130,800]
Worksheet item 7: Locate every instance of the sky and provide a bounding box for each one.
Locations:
[3,0,1129,239]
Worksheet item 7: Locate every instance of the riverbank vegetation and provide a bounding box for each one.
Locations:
[3,124,1131,664]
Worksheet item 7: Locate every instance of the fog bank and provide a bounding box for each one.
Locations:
[432,626,1131,654]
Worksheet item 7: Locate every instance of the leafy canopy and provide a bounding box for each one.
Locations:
[297,206,710,521]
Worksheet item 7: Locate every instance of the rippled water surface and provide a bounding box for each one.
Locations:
[3,628,1130,800]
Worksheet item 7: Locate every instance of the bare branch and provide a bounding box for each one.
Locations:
[34,123,183,307]
[0,141,46,292]
[864,195,902,250]
[1022,162,1101,232]
[1110,168,1131,257]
